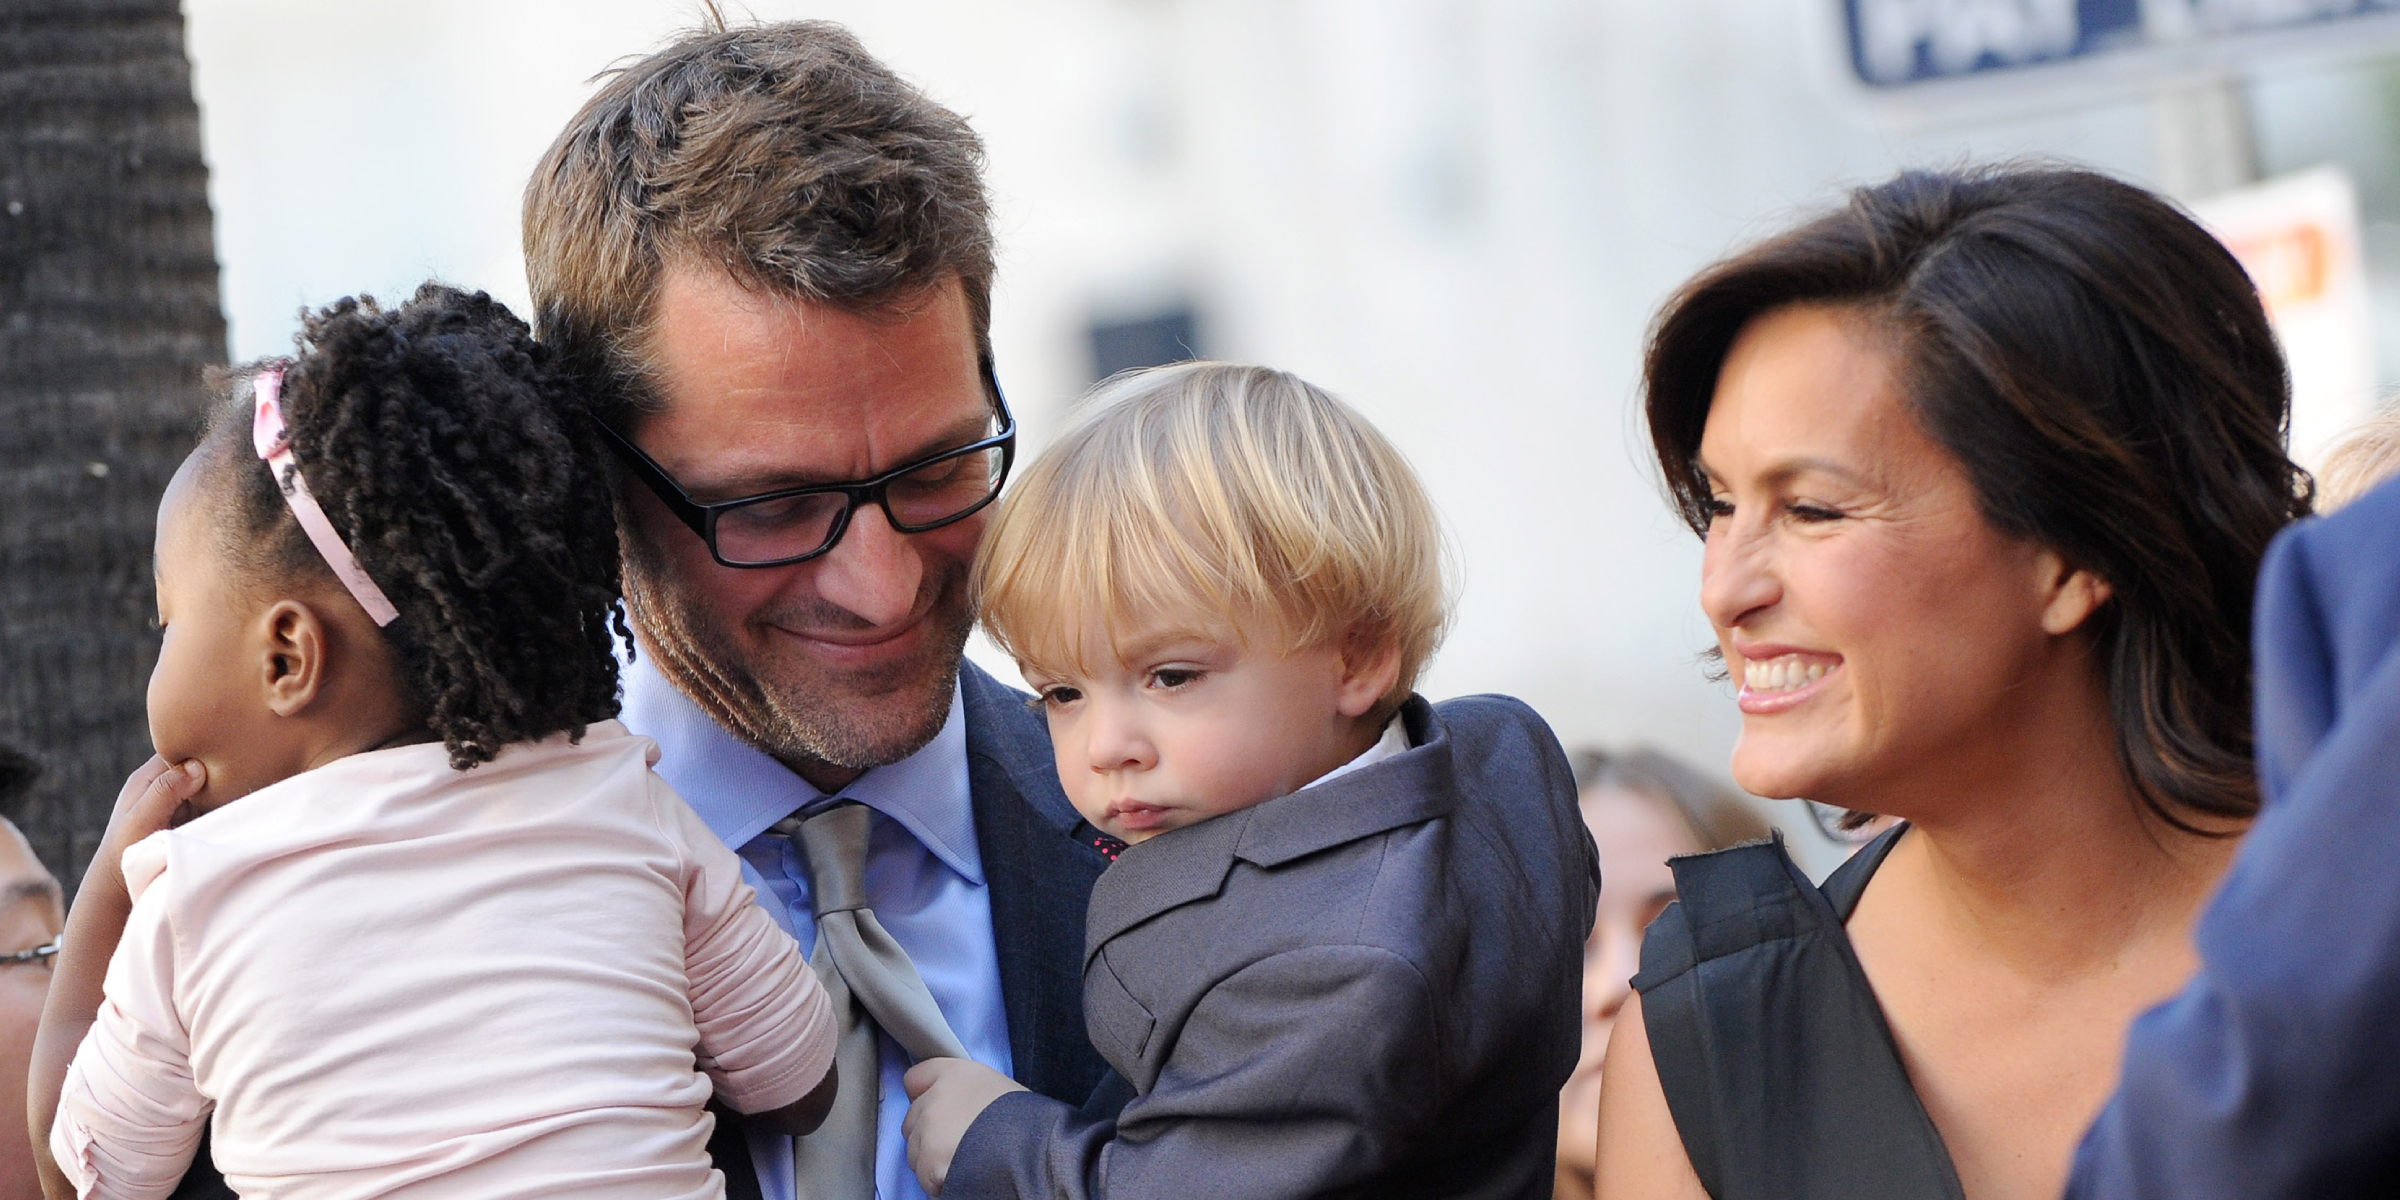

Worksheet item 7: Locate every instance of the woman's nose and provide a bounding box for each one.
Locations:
[1700,517,1780,633]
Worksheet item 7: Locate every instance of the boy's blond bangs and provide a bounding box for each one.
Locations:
[974,363,1449,705]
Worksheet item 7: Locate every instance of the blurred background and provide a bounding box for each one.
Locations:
[10,0,2400,884]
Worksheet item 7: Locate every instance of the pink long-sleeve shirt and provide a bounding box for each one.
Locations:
[51,721,835,1200]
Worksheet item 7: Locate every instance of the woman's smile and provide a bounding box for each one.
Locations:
[1733,649,1843,714]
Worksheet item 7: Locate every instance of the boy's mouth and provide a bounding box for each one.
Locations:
[1107,800,1172,832]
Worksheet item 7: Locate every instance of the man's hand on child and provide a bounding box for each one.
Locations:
[901,1056,1026,1196]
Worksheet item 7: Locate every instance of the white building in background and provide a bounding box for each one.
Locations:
[182,0,2400,871]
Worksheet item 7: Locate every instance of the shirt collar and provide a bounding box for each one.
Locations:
[1302,712,1411,791]
[619,653,983,885]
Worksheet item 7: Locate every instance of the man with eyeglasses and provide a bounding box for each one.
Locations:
[0,747,63,1200]
[515,20,1111,1200]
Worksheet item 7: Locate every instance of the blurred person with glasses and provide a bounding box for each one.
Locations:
[0,746,63,1200]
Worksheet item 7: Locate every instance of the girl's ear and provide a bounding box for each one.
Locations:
[259,599,331,718]
[1336,637,1405,721]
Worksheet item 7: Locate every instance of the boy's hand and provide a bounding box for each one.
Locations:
[902,1056,1026,1197]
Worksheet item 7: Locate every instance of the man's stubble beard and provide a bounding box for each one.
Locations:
[622,533,973,777]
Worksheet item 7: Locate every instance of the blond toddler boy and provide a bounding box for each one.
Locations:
[900,363,1598,1200]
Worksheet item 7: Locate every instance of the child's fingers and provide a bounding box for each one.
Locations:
[111,755,172,815]
[903,1058,949,1100]
[120,760,205,833]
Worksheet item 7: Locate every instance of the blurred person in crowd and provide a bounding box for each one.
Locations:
[1596,165,2308,1200]
[1554,749,1764,1200]
[2310,406,2400,511]
[2065,481,2400,1196]
[520,18,1115,1200]
[0,746,63,1200]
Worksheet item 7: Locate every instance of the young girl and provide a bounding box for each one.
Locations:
[29,285,837,1199]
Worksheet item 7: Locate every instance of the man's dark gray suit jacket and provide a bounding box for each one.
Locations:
[946,694,1601,1200]
[167,661,1113,1200]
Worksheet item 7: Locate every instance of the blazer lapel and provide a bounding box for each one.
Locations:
[1079,698,1451,955]
[1081,814,1244,960]
[1233,696,1455,870]
[961,662,1114,1106]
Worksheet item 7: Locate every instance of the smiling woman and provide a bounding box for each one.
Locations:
[1594,166,2312,1200]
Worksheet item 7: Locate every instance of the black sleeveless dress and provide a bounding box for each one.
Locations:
[1630,825,1967,1200]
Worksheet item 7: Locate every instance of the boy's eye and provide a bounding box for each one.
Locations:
[1149,668,1202,690]
[1037,686,1083,708]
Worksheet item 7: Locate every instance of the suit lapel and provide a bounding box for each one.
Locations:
[1082,814,1243,957]
[961,662,1114,1106]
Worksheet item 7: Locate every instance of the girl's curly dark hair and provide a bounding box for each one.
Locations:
[201,283,627,768]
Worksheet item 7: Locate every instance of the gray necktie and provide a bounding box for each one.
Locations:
[774,801,968,1200]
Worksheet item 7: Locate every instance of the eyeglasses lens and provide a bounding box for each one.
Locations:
[713,492,851,566]
[885,447,1006,528]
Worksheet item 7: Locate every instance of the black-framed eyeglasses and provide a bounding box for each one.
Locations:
[597,390,1016,569]
[0,934,57,970]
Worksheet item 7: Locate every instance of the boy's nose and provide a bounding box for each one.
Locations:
[1083,706,1157,773]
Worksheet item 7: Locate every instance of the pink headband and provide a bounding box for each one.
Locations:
[252,368,400,627]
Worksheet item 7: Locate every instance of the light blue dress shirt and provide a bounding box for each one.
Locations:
[620,653,1013,1200]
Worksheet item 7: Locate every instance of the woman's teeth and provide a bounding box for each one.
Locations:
[1743,655,1829,693]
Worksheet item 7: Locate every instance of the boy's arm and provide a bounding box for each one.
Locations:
[31,758,207,1200]
[926,946,1440,1200]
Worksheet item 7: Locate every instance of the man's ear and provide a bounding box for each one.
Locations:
[1335,638,1405,721]
[2036,550,2114,636]
[258,599,332,718]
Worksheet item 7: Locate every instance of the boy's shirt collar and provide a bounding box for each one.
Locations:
[1302,713,1412,792]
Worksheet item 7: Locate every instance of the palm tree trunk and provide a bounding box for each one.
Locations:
[0,0,226,890]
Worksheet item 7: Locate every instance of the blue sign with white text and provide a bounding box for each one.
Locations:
[1844,0,2400,88]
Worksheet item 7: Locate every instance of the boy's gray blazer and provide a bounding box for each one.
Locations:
[946,694,1601,1200]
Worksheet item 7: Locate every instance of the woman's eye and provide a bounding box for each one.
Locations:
[1703,497,1734,520]
[1150,668,1202,690]
[1788,502,1845,524]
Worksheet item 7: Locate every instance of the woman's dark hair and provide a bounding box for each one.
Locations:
[201,284,627,768]
[1645,164,2310,831]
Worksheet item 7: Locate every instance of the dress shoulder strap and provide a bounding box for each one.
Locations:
[1632,831,1965,1200]
[1817,822,1908,920]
